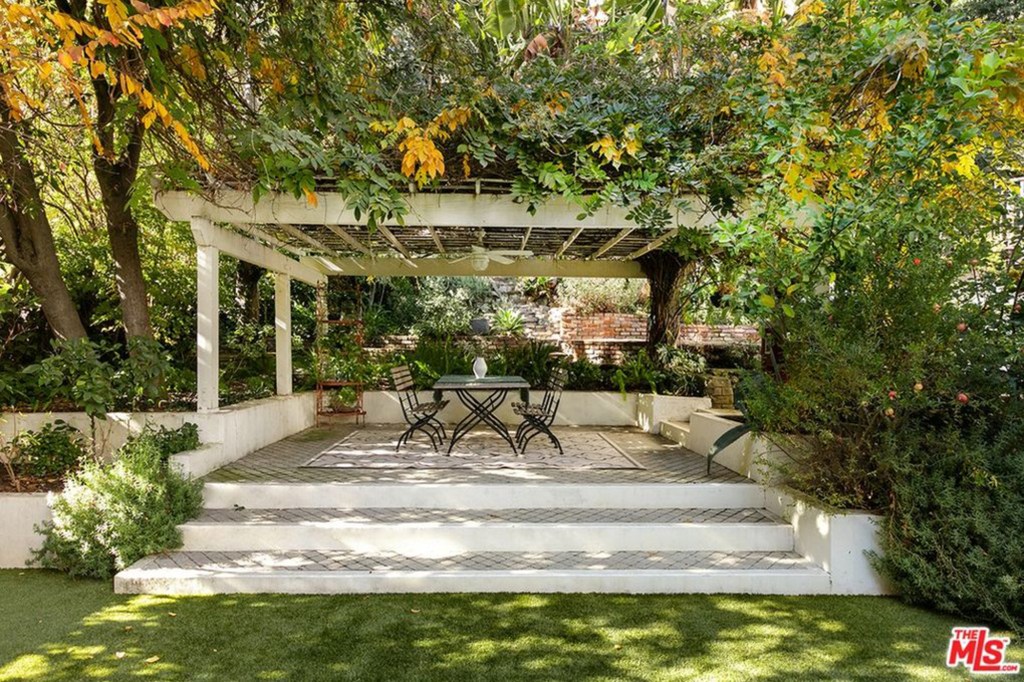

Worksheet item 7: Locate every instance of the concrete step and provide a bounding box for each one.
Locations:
[115,549,830,595]
[659,420,691,449]
[201,482,766,510]
[179,507,794,553]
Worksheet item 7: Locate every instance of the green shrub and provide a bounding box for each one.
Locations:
[33,425,203,579]
[7,420,86,478]
[491,341,559,386]
[565,357,608,391]
[557,278,648,315]
[122,422,201,462]
[410,278,494,338]
[656,346,708,397]
[876,415,1024,635]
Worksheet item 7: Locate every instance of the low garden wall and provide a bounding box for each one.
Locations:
[1,392,316,468]
[1,393,318,566]
[363,391,710,430]
[678,411,892,596]
[0,493,51,568]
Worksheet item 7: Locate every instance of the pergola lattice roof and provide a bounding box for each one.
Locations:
[156,186,723,280]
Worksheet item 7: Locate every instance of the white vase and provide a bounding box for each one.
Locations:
[472,356,488,379]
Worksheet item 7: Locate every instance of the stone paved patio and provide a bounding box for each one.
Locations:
[205,426,746,485]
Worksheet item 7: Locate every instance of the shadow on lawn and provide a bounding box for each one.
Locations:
[0,580,971,682]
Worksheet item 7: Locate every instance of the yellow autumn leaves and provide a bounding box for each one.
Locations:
[372,108,471,186]
[589,125,641,169]
[1,0,217,169]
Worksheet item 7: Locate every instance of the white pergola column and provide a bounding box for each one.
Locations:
[194,217,220,412]
[274,273,293,396]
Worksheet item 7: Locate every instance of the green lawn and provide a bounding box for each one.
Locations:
[1,570,1017,681]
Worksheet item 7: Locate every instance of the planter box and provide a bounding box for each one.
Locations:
[0,493,51,568]
[766,488,893,595]
[685,412,893,595]
[2,393,317,479]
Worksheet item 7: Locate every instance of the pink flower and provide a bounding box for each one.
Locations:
[956,393,969,404]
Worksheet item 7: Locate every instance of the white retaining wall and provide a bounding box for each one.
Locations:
[681,411,893,595]
[0,394,318,566]
[0,393,316,479]
[363,391,707,429]
[0,493,51,568]
[363,390,639,426]
[636,395,711,434]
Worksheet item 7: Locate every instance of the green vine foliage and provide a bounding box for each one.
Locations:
[168,0,757,230]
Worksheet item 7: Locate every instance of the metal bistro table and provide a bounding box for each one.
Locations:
[433,374,530,455]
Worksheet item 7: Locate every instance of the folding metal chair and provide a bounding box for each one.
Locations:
[391,365,448,452]
[512,366,568,455]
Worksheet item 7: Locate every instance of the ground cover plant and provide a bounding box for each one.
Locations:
[3,570,1018,682]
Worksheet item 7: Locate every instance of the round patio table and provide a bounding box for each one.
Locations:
[432,374,530,455]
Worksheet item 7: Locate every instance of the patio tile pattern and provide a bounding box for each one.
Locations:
[192,506,783,525]
[205,426,747,485]
[134,549,818,573]
[302,428,643,470]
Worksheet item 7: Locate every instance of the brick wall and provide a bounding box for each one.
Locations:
[561,312,648,341]
[677,324,760,347]
[367,316,759,364]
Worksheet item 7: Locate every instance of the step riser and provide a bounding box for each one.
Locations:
[115,569,831,595]
[180,523,795,554]
[202,483,766,510]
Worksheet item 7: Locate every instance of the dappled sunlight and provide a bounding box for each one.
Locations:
[1,571,991,681]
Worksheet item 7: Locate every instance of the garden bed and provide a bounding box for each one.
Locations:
[0,469,64,494]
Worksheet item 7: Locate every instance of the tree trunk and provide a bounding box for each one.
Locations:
[639,251,691,351]
[236,261,264,324]
[0,104,88,341]
[92,82,153,341]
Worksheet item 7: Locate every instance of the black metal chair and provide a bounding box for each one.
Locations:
[512,366,568,455]
[391,365,448,452]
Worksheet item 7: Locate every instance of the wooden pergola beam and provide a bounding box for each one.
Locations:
[625,228,680,261]
[591,227,635,258]
[324,225,371,255]
[376,224,412,259]
[191,219,326,286]
[277,223,333,254]
[156,189,721,231]
[427,225,446,254]
[322,256,643,278]
[555,227,584,258]
[236,224,308,258]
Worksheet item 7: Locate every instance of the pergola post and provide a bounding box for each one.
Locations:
[274,273,293,396]
[193,217,220,412]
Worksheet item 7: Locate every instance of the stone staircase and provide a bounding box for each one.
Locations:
[114,479,831,595]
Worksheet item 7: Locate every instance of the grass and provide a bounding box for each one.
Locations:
[2,571,1018,681]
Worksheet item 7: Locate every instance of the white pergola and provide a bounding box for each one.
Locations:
[155,188,723,412]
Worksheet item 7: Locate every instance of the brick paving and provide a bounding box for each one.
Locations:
[133,549,818,573]
[192,506,782,525]
[205,426,747,485]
